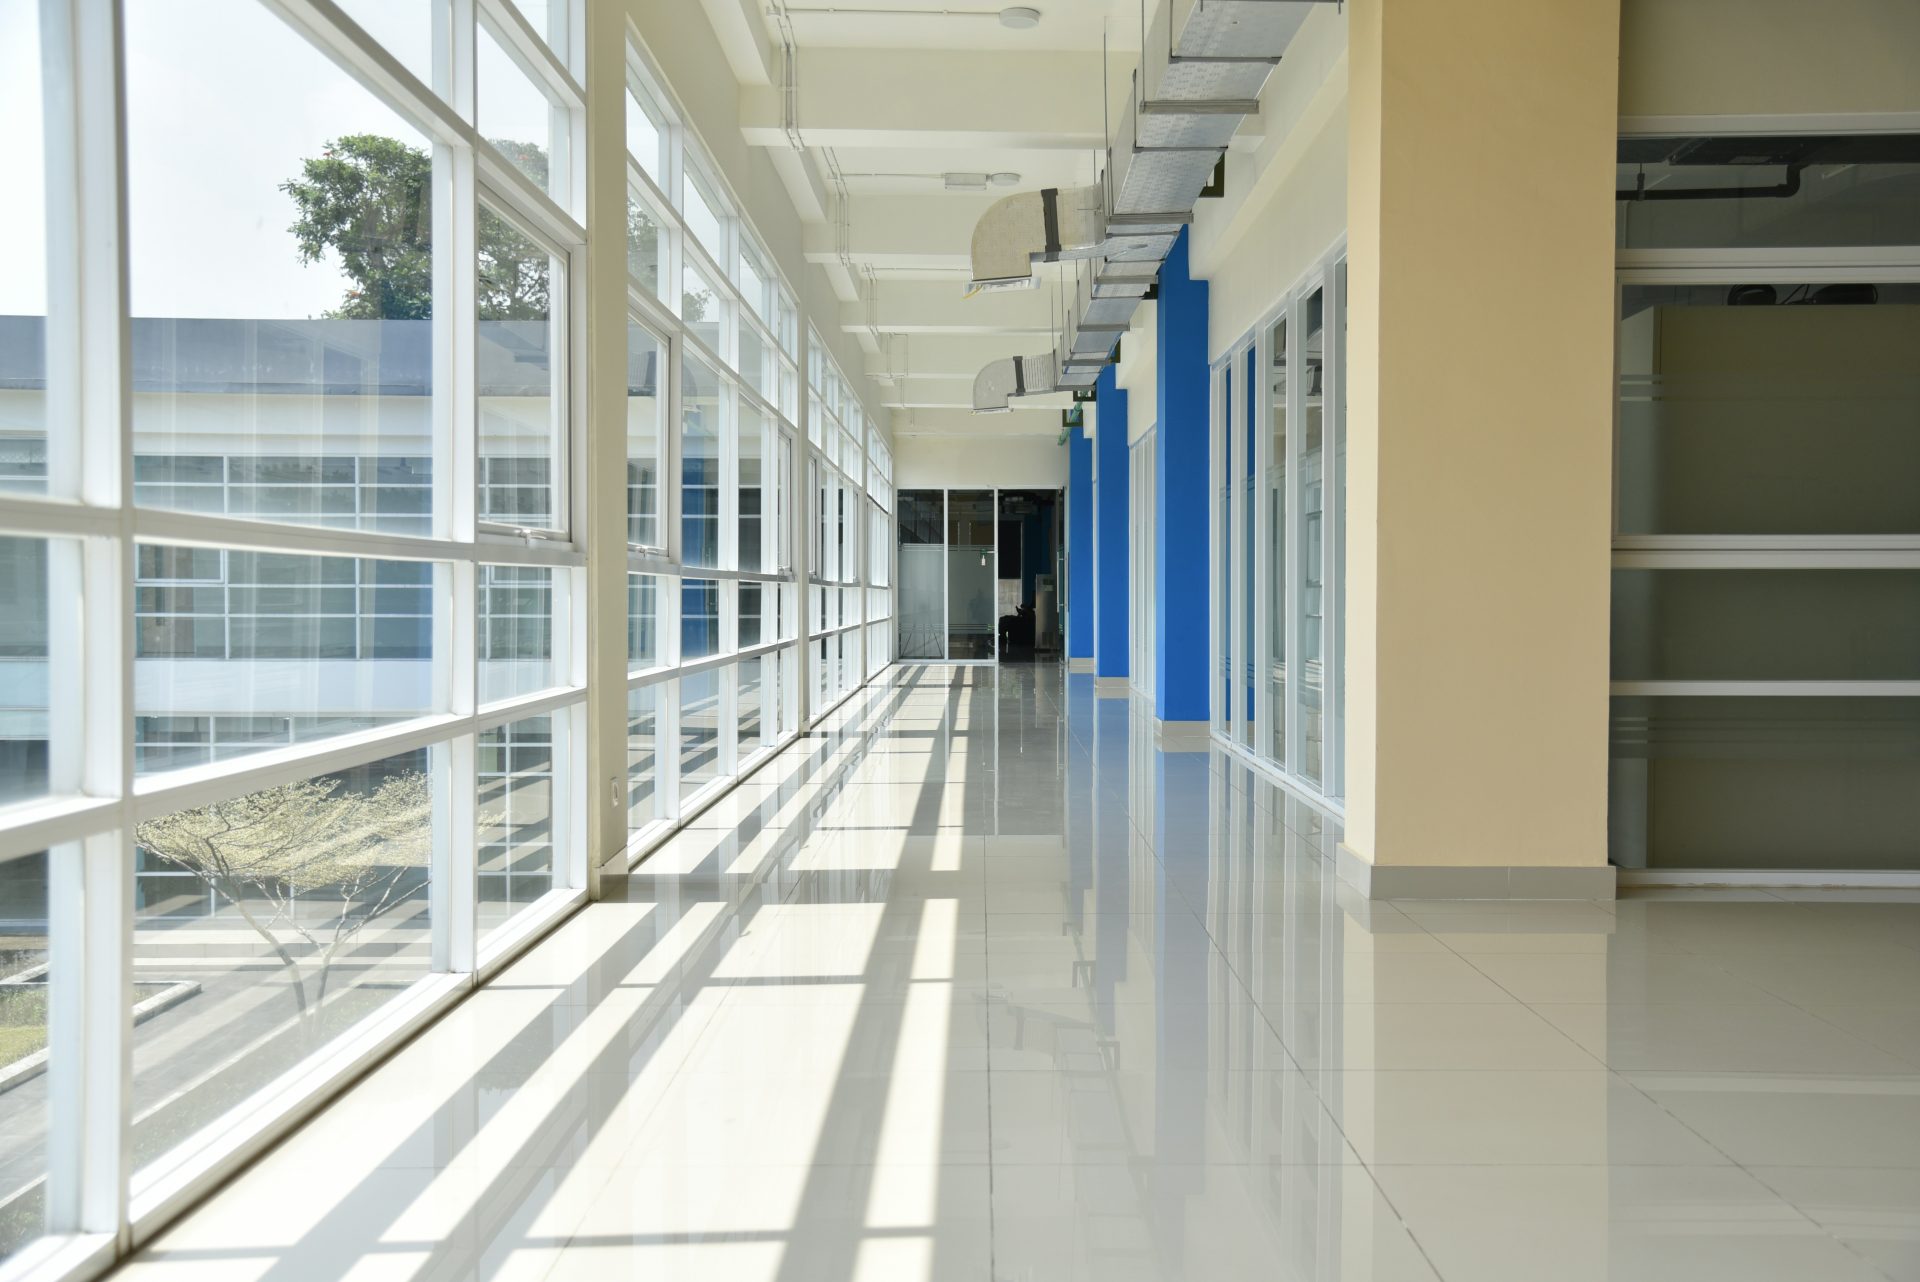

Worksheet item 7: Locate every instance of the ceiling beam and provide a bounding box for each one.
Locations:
[742,48,1127,150]
[843,277,1059,336]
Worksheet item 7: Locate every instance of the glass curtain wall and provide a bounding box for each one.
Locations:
[804,327,880,711]
[0,4,886,1269]
[0,0,593,1266]
[1212,253,1348,806]
[622,51,805,849]
[1610,131,1920,873]
[866,434,894,675]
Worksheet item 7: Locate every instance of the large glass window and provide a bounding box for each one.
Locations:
[739,400,766,573]
[681,355,721,568]
[1266,315,1287,767]
[478,206,563,533]
[478,715,557,932]
[1,0,611,1265]
[129,0,438,536]
[627,323,663,548]
[477,21,562,198]
[131,749,433,1172]
[678,670,719,801]
[1215,259,1346,804]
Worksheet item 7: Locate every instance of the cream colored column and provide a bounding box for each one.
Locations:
[583,0,633,893]
[1342,0,1620,898]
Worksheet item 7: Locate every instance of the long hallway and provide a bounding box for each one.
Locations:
[122,667,1920,1282]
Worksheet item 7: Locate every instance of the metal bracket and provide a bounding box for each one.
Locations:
[1141,99,1261,115]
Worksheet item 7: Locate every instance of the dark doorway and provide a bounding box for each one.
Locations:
[995,489,1063,663]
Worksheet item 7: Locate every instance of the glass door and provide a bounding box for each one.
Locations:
[946,489,997,661]
[897,489,945,659]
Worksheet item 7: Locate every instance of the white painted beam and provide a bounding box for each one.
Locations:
[891,405,1070,437]
[844,277,1059,336]
[741,48,1128,150]
[700,0,778,86]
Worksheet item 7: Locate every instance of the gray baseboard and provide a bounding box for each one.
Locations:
[1093,676,1130,696]
[1067,657,1095,673]
[1337,844,1617,900]
[1154,719,1210,752]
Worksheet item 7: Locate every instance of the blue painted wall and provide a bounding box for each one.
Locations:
[1066,425,1094,660]
[1154,229,1210,724]
[1094,365,1130,681]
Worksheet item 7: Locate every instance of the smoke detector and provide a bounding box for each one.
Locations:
[997,6,1041,29]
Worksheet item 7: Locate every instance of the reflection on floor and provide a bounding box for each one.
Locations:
[121,665,1920,1281]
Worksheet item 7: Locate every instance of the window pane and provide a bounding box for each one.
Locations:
[1298,289,1326,785]
[740,582,763,650]
[477,23,559,197]
[738,321,772,400]
[681,356,721,568]
[479,206,561,531]
[738,247,771,322]
[134,547,436,774]
[334,0,434,86]
[628,573,661,670]
[1617,134,1920,251]
[627,684,658,833]
[479,714,556,935]
[776,435,793,573]
[478,564,556,702]
[0,0,45,499]
[627,324,662,547]
[0,538,49,807]
[503,0,563,50]
[131,748,431,1174]
[681,260,721,355]
[737,657,762,761]
[679,671,719,801]
[127,0,436,534]
[1617,281,1920,536]
[627,195,664,299]
[683,173,724,261]
[738,400,765,572]
[625,86,664,182]
[681,579,719,661]
[0,849,50,1261]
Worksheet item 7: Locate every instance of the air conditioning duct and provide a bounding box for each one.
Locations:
[968,0,1334,390]
[972,350,1060,413]
[970,185,1108,291]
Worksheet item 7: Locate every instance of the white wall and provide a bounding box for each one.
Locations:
[1114,300,1157,446]
[894,434,1069,490]
[1192,4,1348,359]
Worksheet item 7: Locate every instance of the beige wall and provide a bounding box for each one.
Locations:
[894,434,1069,490]
[1621,0,1920,120]
[1344,0,1620,871]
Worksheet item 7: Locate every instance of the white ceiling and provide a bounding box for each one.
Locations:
[739,1,1137,436]
[775,0,1144,53]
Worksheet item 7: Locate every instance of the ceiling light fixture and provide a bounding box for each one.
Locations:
[989,172,1021,186]
[997,6,1042,29]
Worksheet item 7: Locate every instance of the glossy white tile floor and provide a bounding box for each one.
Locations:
[120,666,1920,1281]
